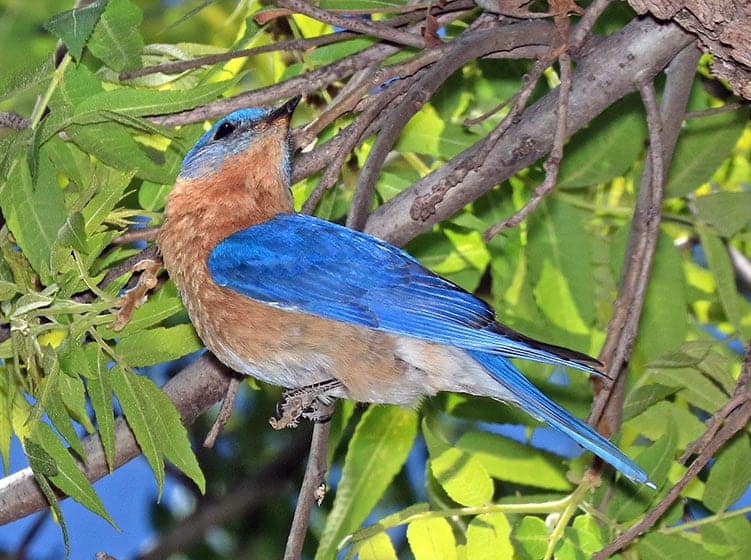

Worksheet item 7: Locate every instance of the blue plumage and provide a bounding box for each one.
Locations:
[210,214,599,373]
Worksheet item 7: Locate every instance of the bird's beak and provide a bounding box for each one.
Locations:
[268,96,301,124]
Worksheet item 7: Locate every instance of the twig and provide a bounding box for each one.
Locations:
[283,417,333,560]
[483,52,571,238]
[276,0,427,49]
[347,17,552,231]
[202,375,242,448]
[99,244,160,289]
[593,342,751,559]
[0,353,233,525]
[120,1,474,82]
[680,345,751,462]
[152,30,408,127]
[121,33,360,81]
[110,227,160,245]
[0,110,30,131]
[684,103,746,120]
[588,43,700,434]
[588,80,666,439]
[570,0,612,49]
[301,74,417,214]
[364,18,693,247]
[409,55,547,226]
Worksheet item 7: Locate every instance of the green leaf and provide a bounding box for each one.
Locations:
[57,211,88,253]
[527,200,595,335]
[132,369,205,493]
[455,430,572,490]
[702,433,751,512]
[3,156,66,282]
[466,513,513,560]
[430,446,494,506]
[110,365,163,491]
[43,0,107,60]
[612,227,688,361]
[637,533,723,560]
[315,406,418,560]
[407,517,457,560]
[665,107,749,197]
[44,390,85,458]
[139,181,172,211]
[25,439,70,557]
[695,192,751,237]
[64,121,174,183]
[87,351,115,471]
[513,516,549,560]
[698,225,749,337]
[28,422,116,526]
[558,515,606,559]
[75,79,233,119]
[608,420,677,522]
[702,516,751,559]
[395,104,443,157]
[88,0,143,71]
[357,532,398,560]
[622,384,678,421]
[557,94,647,188]
[651,367,728,414]
[111,366,204,496]
[628,401,704,450]
[116,324,202,367]
[81,165,135,233]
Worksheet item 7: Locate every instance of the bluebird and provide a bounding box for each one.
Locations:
[157,97,653,487]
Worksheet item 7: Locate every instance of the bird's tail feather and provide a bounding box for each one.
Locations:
[468,350,654,487]
[489,323,606,378]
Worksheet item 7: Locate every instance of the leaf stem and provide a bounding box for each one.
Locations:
[659,505,751,534]
[29,53,71,130]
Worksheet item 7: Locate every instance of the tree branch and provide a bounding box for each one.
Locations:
[363,17,693,246]
[588,42,700,433]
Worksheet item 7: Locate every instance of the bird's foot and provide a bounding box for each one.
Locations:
[269,379,340,430]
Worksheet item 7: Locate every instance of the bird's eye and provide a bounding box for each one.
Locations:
[214,121,236,141]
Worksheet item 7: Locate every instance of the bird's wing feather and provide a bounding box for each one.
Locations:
[208,214,599,374]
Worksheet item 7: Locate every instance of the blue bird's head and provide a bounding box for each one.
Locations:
[178,96,300,182]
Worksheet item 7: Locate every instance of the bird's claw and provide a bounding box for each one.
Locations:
[268,381,339,430]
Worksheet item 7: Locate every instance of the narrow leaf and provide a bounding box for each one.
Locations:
[29,422,116,526]
[87,351,115,471]
[115,324,203,367]
[702,433,751,512]
[110,365,164,492]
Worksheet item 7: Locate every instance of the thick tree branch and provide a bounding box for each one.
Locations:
[0,354,232,525]
[363,17,694,246]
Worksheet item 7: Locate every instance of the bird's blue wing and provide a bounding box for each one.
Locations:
[208,213,600,373]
